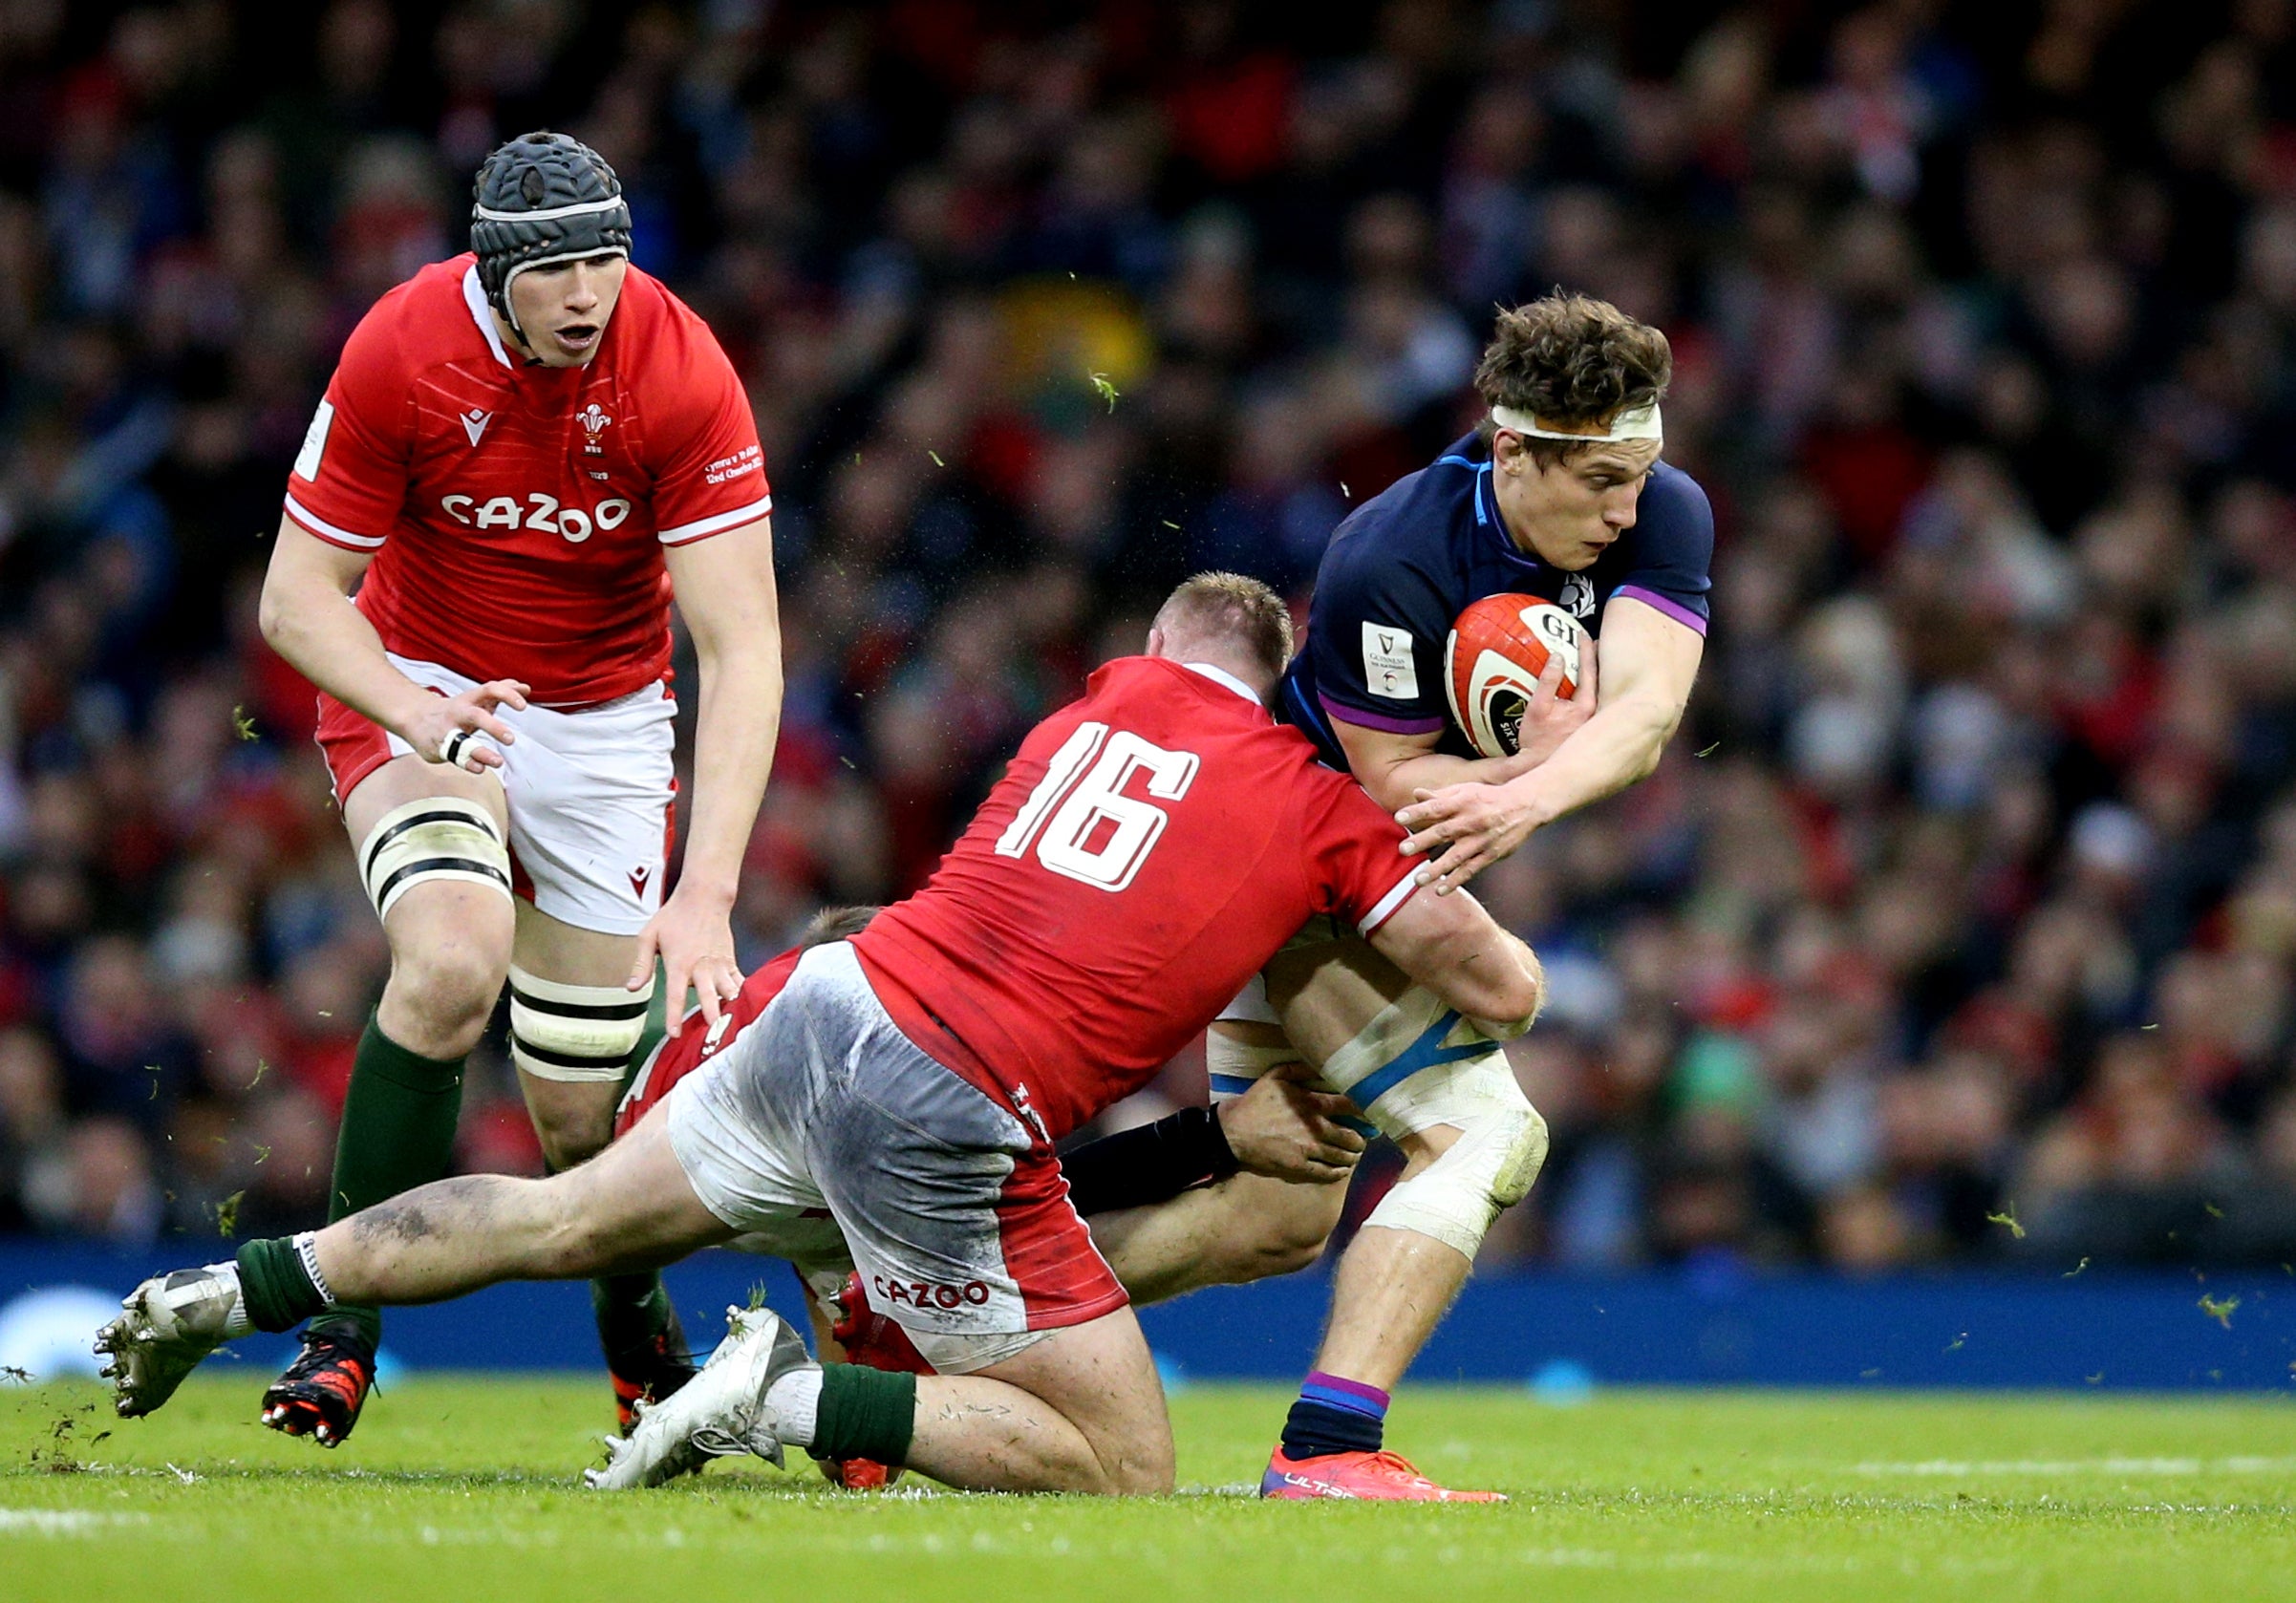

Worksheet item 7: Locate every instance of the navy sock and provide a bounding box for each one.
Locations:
[1279,1371,1391,1460]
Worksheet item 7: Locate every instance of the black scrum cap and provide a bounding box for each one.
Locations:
[470,132,632,341]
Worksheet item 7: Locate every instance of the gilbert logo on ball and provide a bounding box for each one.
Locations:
[1445,592,1586,758]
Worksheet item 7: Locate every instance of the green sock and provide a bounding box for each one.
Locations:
[317,1015,466,1348]
[811,1363,917,1465]
[236,1236,327,1333]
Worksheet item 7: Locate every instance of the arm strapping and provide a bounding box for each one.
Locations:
[1061,1105,1239,1217]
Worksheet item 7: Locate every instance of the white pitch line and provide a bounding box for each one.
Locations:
[0,1508,152,1534]
[1851,1457,2296,1477]
[1511,1546,2020,1578]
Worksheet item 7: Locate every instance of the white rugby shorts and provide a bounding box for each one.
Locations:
[316,652,676,936]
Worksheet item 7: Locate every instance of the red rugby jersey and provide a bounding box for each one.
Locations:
[619,658,1421,1144]
[281,253,768,707]
[850,656,1420,1141]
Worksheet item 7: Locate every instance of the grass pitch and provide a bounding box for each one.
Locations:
[4,1376,2294,1602]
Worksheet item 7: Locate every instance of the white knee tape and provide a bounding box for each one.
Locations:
[1319,986,1455,1095]
[1205,1032,1310,1100]
[359,796,512,922]
[1362,1055,1548,1258]
[1314,986,1523,1126]
[509,965,654,1083]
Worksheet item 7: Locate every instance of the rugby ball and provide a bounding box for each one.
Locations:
[1444,593,1586,759]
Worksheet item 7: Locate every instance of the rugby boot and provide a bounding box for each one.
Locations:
[1260,1445,1508,1502]
[822,1271,929,1489]
[95,1264,243,1419]
[262,1321,376,1447]
[606,1304,699,1436]
[587,1306,811,1490]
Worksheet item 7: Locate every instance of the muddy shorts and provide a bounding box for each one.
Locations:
[664,942,1125,1372]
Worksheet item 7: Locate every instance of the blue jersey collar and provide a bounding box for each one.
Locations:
[1434,434,1554,576]
[1470,454,1551,576]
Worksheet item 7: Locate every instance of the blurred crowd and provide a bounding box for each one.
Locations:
[3,0,2296,1274]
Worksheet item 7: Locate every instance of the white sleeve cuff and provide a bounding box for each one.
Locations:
[657,495,771,545]
[283,493,387,550]
[1356,871,1420,936]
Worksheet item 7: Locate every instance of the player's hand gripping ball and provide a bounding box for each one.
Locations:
[1443,593,1588,759]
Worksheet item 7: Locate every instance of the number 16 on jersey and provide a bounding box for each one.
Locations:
[994,722,1200,892]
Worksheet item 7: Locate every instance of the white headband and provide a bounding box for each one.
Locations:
[1490,400,1663,445]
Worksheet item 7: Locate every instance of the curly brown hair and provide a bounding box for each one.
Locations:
[1474,293,1673,467]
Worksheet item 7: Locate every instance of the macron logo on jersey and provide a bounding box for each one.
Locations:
[1362,623,1420,700]
[460,409,492,447]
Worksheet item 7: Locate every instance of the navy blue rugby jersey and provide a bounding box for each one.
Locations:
[1277,432,1714,766]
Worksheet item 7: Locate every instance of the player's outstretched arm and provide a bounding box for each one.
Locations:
[643,517,783,1030]
[1061,1067,1365,1217]
[1399,595,1702,891]
[258,516,528,770]
[1367,881,1545,1034]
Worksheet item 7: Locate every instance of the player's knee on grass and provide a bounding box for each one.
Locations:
[1102,1434,1176,1496]
[991,1344,1173,1496]
[898,1307,1174,1494]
